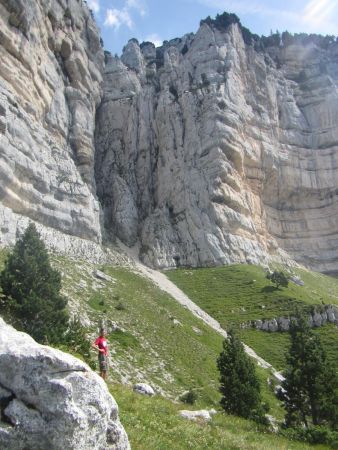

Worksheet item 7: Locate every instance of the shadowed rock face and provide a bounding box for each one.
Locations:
[95,25,338,271]
[0,0,104,248]
[0,318,130,450]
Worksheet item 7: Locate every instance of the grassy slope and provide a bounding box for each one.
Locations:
[166,265,338,370]
[111,383,329,450]
[0,249,334,449]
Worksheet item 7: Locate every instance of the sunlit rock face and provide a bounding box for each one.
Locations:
[95,23,338,271]
[0,0,104,247]
[1,3,337,273]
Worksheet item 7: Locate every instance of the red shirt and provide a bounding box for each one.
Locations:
[95,336,108,355]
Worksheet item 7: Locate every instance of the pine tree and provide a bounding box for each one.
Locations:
[217,329,268,423]
[279,314,338,430]
[0,223,68,343]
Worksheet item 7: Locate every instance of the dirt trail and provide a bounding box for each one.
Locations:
[118,241,284,381]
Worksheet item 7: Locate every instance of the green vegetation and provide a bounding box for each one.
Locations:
[200,12,336,50]
[111,383,329,450]
[48,259,226,403]
[0,224,68,343]
[279,314,337,434]
[200,12,259,45]
[266,271,289,289]
[218,330,268,424]
[166,264,338,370]
[1,241,337,448]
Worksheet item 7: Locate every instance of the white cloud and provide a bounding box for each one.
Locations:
[144,33,162,47]
[87,0,100,14]
[104,8,133,29]
[126,0,147,16]
[103,0,147,29]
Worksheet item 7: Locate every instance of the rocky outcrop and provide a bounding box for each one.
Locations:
[0,317,130,450]
[253,305,338,332]
[0,0,104,251]
[95,23,338,271]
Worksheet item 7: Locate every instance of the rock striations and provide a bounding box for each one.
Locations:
[0,0,104,251]
[0,317,130,450]
[1,3,338,272]
[95,24,338,272]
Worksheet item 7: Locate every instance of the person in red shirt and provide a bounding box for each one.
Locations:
[92,328,109,380]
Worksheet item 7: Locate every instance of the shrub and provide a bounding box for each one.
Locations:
[266,271,288,289]
[115,301,126,311]
[180,389,198,405]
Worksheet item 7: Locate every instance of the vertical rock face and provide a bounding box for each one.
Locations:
[95,24,338,271]
[0,0,104,248]
[0,318,130,450]
[1,4,338,272]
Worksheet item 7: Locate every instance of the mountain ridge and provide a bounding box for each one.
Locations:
[1,1,338,273]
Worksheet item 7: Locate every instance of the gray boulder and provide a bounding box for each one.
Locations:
[312,312,323,327]
[179,409,217,421]
[289,276,305,286]
[133,383,155,396]
[277,317,290,331]
[0,318,130,450]
[327,306,338,323]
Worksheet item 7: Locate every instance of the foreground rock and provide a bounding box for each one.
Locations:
[0,318,130,450]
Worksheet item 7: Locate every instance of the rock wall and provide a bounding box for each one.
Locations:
[1,3,338,272]
[252,305,338,332]
[95,24,338,271]
[0,317,130,450]
[0,0,104,249]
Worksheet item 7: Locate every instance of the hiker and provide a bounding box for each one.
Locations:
[92,328,109,380]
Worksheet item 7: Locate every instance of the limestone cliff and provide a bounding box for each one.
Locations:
[95,23,338,272]
[0,0,104,250]
[1,4,338,273]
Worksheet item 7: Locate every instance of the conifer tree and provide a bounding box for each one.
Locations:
[217,329,268,423]
[0,223,68,343]
[279,314,338,430]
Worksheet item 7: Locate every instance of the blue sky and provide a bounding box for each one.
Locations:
[86,0,338,55]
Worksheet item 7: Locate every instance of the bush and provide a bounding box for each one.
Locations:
[281,426,338,447]
[115,301,126,311]
[180,389,198,405]
[266,271,288,289]
[62,318,94,369]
